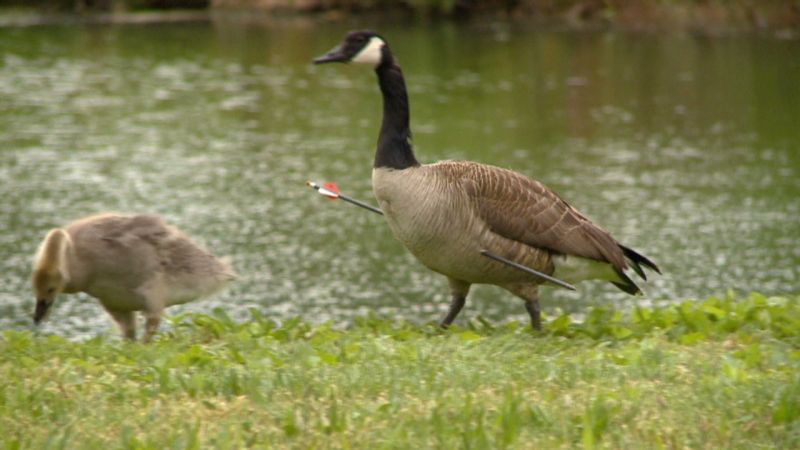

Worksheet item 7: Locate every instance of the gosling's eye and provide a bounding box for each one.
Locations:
[47,288,55,294]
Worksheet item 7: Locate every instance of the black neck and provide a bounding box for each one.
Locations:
[373,57,419,170]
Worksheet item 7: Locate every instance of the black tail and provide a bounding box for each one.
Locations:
[612,268,642,295]
[619,244,661,281]
[610,245,660,295]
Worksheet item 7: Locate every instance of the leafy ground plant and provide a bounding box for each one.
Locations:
[1,292,798,449]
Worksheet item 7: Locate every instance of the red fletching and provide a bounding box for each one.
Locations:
[323,182,341,200]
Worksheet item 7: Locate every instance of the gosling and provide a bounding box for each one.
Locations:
[32,213,236,342]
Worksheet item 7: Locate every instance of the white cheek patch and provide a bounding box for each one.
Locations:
[351,36,385,67]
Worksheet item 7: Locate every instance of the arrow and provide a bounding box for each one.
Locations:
[306,180,576,290]
[479,250,576,291]
[307,181,384,215]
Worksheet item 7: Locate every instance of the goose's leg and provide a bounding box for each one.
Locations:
[524,296,542,331]
[107,309,137,341]
[441,279,471,328]
[441,294,466,328]
[506,284,542,330]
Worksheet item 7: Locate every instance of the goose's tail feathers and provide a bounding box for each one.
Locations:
[612,269,642,295]
[620,244,661,280]
[610,245,660,295]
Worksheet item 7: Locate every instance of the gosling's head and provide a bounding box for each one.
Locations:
[32,229,70,325]
[313,30,389,69]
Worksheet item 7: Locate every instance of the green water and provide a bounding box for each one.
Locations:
[1,20,798,338]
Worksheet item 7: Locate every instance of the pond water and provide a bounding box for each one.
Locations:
[1,19,798,338]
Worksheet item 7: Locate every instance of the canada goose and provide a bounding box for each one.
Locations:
[32,213,236,341]
[314,30,660,330]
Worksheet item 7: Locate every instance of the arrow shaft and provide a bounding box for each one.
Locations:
[338,194,384,215]
[480,250,576,291]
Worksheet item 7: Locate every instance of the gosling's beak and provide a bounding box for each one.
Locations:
[33,299,52,325]
[313,45,348,65]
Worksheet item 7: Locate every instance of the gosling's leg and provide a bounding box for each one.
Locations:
[143,312,162,343]
[107,309,137,341]
[441,279,471,328]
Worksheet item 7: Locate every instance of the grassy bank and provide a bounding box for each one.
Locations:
[1,292,799,449]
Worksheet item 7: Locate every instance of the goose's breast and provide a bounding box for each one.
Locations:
[375,169,450,234]
[372,167,498,280]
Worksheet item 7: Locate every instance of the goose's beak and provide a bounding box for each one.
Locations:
[313,45,347,64]
[33,298,52,325]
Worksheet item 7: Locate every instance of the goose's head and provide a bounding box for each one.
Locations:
[313,30,388,68]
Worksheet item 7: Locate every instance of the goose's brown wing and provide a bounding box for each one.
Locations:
[456,162,627,270]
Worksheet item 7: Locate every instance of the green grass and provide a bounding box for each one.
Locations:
[1,292,799,449]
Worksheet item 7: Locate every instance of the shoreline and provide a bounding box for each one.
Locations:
[0,3,798,36]
[0,9,211,27]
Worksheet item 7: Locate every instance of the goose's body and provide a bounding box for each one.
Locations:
[32,213,236,341]
[315,31,660,328]
[374,162,554,286]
